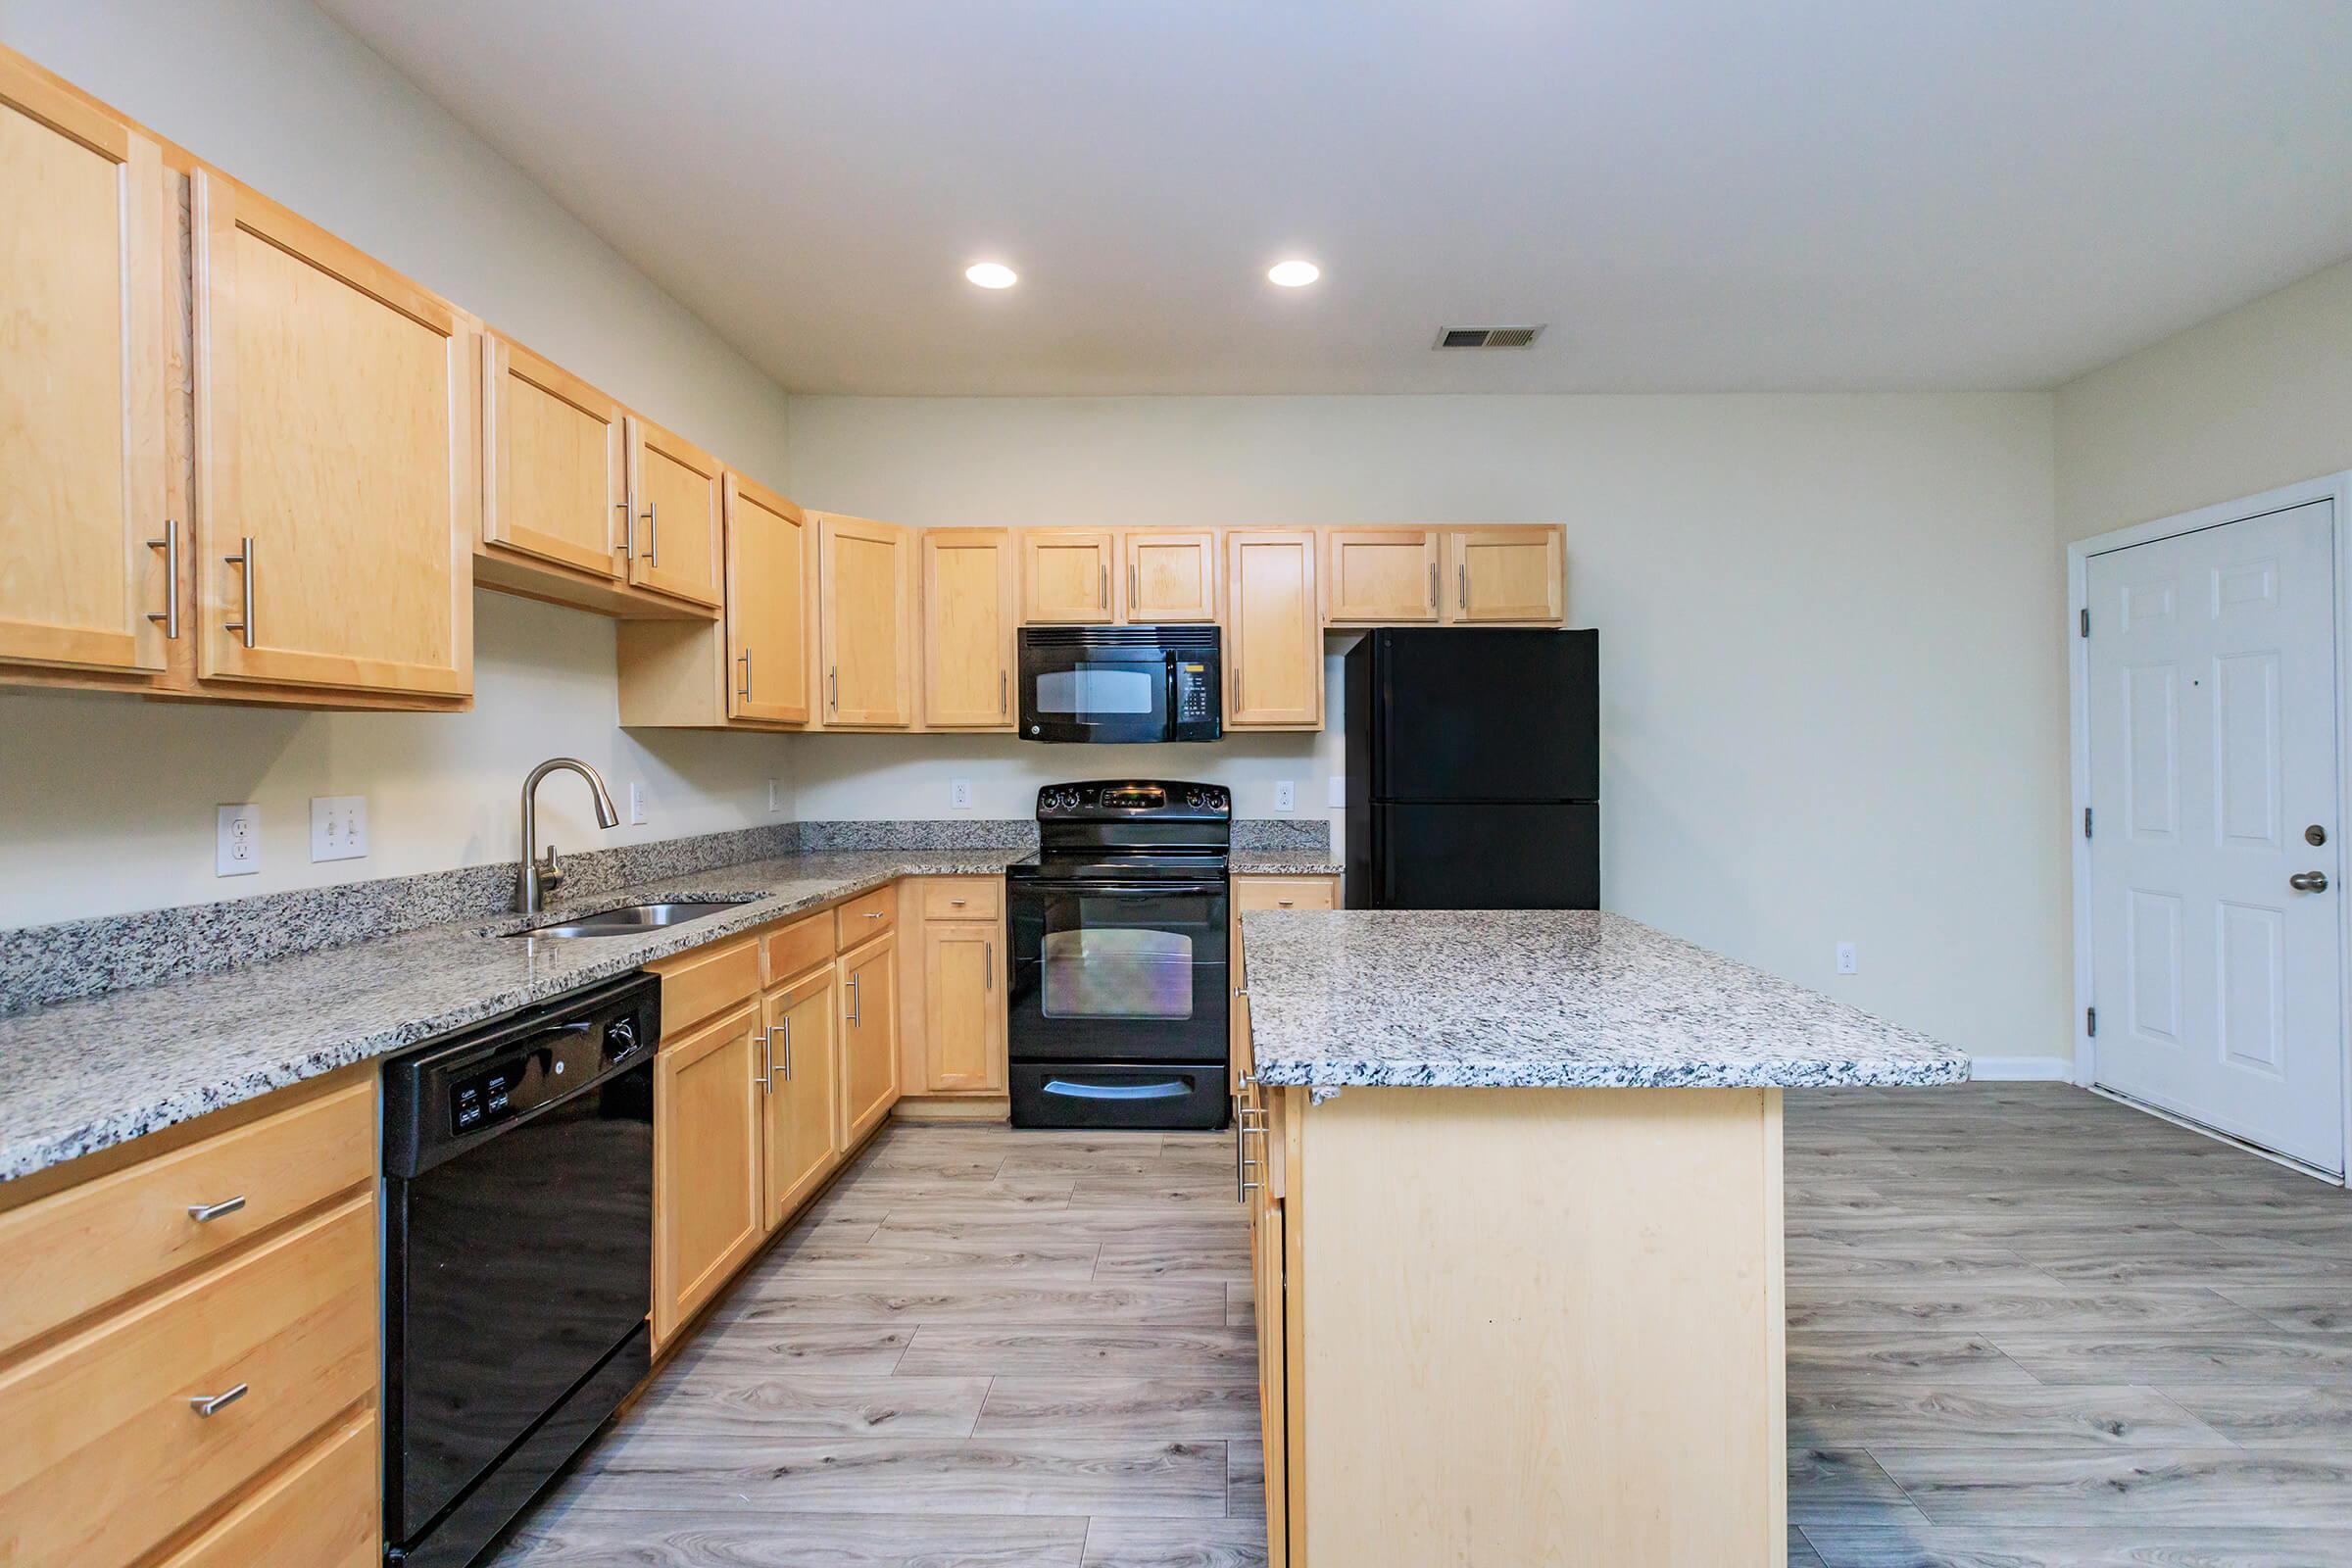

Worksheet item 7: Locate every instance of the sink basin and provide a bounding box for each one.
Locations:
[504,900,751,939]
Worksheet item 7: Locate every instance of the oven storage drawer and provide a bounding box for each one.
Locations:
[1009,1061,1230,1130]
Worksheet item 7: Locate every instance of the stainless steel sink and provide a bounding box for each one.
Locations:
[503,900,751,939]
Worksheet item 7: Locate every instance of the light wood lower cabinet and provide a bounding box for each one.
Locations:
[838,930,902,1145]
[921,922,1005,1093]
[157,1404,377,1568]
[760,962,843,1229]
[652,999,765,1348]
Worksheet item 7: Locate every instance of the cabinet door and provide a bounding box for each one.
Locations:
[818,513,916,727]
[1122,530,1217,622]
[1325,528,1440,623]
[626,417,723,610]
[922,528,1015,729]
[923,922,1005,1092]
[192,172,473,696]
[1021,528,1116,623]
[1444,526,1564,623]
[482,333,626,580]
[654,1000,764,1348]
[761,963,841,1230]
[838,932,901,1146]
[0,60,168,674]
[1225,530,1322,727]
[725,472,809,723]
[1250,1102,1291,1568]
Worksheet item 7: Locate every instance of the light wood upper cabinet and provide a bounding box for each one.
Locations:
[760,962,841,1230]
[481,333,626,581]
[922,528,1016,729]
[922,922,1005,1093]
[0,59,169,676]
[1326,528,1442,623]
[1122,530,1218,622]
[724,472,809,724]
[1445,526,1565,623]
[816,512,917,727]
[653,999,765,1348]
[625,417,723,611]
[1225,530,1322,728]
[191,172,473,698]
[1022,528,1117,623]
[838,931,901,1146]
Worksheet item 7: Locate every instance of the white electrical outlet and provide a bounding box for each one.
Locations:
[951,778,973,810]
[216,804,260,877]
[767,778,782,813]
[1836,942,1858,975]
[1328,775,1347,808]
[309,795,368,862]
[1274,780,1296,811]
[628,782,647,825]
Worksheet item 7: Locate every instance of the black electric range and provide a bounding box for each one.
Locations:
[1005,781,1231,1129]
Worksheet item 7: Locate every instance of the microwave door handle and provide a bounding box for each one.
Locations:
[1166,654,1181,730]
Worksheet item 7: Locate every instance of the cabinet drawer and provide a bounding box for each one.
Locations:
[158,1405,376,1568]
[1234,876,1338,913]
[920,877,1003,922]
[650,936,760,1032]
[0,1080,372,1355]
[0,1193,376,1567]
[760,910,835,987]
[835,885,896,948]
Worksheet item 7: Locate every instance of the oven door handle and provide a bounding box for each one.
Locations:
[1043,1078,1193,1102]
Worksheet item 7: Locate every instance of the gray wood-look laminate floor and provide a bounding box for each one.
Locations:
[491,1085,2352,1567]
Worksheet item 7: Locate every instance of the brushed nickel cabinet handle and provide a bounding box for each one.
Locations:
[1427,559,1437,612]
[782,1014,793,1080]
[223,536,256,648]
[189,1383,248,1418]
[1129,563,1138,607]
[640,503,658,563]
[1100,563,1107,610]
[848,972,862,1027]
[148,519,179,638]
[615,500,632,559]
[950,897,967,906]
[186,1195,245,1223]
[829,666,839,711]
[1457,562,1467,611]
[985,941,994,991]
[1000,668,1007,714]
[737,649,753,702]
[756,1025,773,1093]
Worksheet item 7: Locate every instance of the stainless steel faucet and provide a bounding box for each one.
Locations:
[519,758,621,914]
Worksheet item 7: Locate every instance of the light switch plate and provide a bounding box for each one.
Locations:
[1327,775,1347,808]
[309,795,368,862]
[216,804,260,877]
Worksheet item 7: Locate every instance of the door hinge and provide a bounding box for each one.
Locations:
[2083,806,2092,839]
[2085,1005,2097,1038]
[2080,607,2090,638]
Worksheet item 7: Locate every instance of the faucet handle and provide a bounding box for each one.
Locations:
[537,843,564,897]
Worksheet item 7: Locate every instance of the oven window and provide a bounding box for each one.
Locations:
[1043,928,1195,1018]
[1035,665,1158,717]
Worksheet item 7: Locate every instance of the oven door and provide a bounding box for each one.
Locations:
[1009,878,1229,1061]
[1019,641,1176,743]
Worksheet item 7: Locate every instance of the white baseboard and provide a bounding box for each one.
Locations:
[1968,1055,2074,1082]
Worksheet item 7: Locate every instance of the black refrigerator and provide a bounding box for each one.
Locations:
[1344,628,1599,909]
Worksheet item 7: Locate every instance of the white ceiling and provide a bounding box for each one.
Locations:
[317,0,2352,396]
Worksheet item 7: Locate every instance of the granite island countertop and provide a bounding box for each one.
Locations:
[0,848,1029,1183]
[1241,908,1970,1092]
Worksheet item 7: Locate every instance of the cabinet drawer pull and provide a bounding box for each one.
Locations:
[950,897,966,906]
[147,518,179,639]
[188,1383,249,1418]
[1276,899,1295,907]
[223,536,256,648]
[185,1195,246,1223]
[865,909,884,919]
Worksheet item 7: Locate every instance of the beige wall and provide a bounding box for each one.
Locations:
[0,0,798,927]
[786,393,2068,1063]
[2056,258,2352,541]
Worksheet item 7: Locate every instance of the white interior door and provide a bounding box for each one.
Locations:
[2086,499,2343,1174]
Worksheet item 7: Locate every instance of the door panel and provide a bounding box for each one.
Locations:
[483,335,626,579]
[1226,530,1321,727]
[627,419,722,610]
[1022,529,1115,623]
[653,1002,763,1347]
[2087,500,2343,1173]
[762,964,841,1229]
[1123,531,1217,622]
[1373,803,1599,910]
[818,513,916,727]
[194,173,472,696]
[1325,529,1440,624]
[0,61,168,673]
[923,529,1016,728]
[1444,527,1564,623]
[724,473,808,723]
[924,922,1005,1092]
[839,933,901,1145]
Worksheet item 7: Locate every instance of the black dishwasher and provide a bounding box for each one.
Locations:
[382,972,659,1568]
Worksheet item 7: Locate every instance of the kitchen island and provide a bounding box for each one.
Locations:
[1234,908,1968,1568]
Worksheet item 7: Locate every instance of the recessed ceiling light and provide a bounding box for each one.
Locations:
[964,262,1018,289]
[1267,260,1321,288]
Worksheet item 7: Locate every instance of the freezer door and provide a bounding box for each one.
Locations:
[1371,802,1598,909]
[1373,628,1597,802]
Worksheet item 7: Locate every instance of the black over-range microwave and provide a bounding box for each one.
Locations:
[1017,625,1222,743]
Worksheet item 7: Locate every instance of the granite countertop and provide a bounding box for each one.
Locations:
[0,849,1028,1183]
[1228,850,1342,876]
[1241,908,1970,1092]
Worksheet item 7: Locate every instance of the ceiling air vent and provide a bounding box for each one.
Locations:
[1434,324,1544,350]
